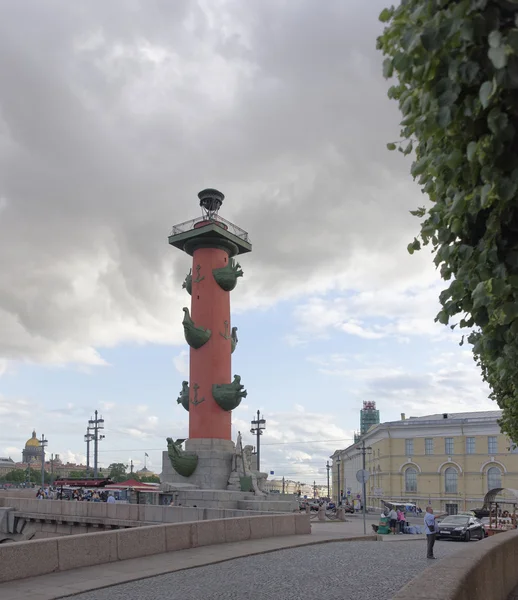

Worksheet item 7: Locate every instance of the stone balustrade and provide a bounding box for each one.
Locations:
[0,496,279,525]
[393,529,518,600]
[0,513,311,583]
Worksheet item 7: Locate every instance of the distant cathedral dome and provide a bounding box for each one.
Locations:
[25,430,40,448]
[22,430,42,464]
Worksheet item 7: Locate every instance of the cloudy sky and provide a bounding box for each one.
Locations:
[0,0,493,485]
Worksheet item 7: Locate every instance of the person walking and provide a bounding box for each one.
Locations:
[424,506,438,559]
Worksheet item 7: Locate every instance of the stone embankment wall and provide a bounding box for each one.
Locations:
[393,529,518,600]
[0,513,311,583]
[0,497,289,541]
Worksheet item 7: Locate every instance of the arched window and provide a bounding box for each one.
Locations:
[444,467,458,493]
[405,467,417,492]
[487,466,502,491]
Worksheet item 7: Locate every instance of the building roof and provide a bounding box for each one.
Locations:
[391,410,502,424]
[25,430,40,448]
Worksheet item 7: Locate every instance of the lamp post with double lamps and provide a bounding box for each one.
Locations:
[250,410,266,472]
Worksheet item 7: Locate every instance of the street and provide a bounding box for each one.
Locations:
[69,538,463,600]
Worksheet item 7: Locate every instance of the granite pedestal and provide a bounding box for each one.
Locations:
[161,438,235,490]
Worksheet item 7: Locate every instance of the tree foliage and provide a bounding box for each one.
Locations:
[138,474,160,483]
[68,470,89,479]
[107,463,128,483]
[377,0,518,439]
[0,469,49,483]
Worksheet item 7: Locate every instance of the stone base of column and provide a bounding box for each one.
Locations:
[160,438,235,490]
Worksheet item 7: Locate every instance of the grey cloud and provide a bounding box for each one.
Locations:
[0,0,421,364]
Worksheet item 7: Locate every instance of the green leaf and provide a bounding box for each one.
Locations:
[403,141,413,156]
[407,238,421,254]
[421,29,439,51]
[488,108,509,134]
[386,142,396,151]
[379,7,393,22]
[489,47,508,69]
[479,81,493,108]
[382,58,393,79]
[467,141,477,161]
[437,106,452,128]
[411,157,428,177]
[409,206,426,217]
[508,29,518,54]
[480,183,492,207]
[436,310,449,325]
[489,30,502,48]
[503,302,518,324]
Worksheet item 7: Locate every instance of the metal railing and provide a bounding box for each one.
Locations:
[170,214,250,243]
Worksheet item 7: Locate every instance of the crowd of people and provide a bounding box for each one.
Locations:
[35,487,117,502]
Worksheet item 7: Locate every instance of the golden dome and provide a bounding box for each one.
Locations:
[25,430,40,448]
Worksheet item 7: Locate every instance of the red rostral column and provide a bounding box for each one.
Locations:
[169,189,251,441]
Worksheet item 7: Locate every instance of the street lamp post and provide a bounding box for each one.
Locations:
[88,410,105,478]
[336,456,341,506]
[326,460,331,499]
[84,430,94,476]
[360,440,373,535]
[250,410,266,472]
[39,433,48,489]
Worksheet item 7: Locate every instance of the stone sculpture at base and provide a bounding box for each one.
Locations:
[227,433,267,496]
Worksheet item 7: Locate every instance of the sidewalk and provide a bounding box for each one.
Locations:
[0,525,376,600]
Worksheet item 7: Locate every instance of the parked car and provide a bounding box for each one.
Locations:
[436,515,485,541]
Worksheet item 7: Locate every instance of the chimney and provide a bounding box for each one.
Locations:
[443,413,448,419]
[401,413,406,420]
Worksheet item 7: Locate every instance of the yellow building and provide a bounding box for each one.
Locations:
[332,410,518,514]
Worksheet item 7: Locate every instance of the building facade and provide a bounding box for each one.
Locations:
[263,479,315,497]
[0,457,15,476]
[332,411,518,513]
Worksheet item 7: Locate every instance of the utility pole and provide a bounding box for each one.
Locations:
[282,476,285,495]
[326,460,331,500]
[336,457,341,506]
[84,430,94,476]
[88,410,105,478]
[39,433,48,489]
[250,410,266,472]
[313,480,317,499]
[360,439,372,536]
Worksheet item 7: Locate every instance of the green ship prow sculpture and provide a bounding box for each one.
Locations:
[166,437,198,477]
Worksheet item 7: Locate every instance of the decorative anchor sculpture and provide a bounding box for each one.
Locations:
[182,307,211,349]
[182,269,192,295]
[177,381,189,412]
[166,437,198,477]
[231,327,238,354]
[212,374,247,411]
[213,257,243,292]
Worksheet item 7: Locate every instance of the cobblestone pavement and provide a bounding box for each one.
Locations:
[69,539,466,600]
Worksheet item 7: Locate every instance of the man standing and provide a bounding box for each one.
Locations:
[388,507,398,534]
[424,506,438,559]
